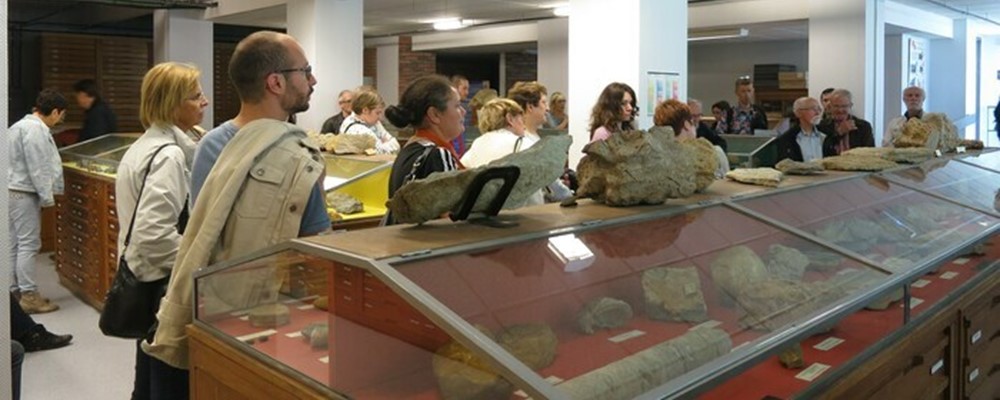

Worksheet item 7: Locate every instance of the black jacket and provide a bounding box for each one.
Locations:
[322,113,347,134]
[696,122,728,152]
[79,99,118,142]
[775,124,827,162]
[818,116,875,156]
[994,98,1000,140]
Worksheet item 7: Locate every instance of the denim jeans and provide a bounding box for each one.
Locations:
[9,191,41,292]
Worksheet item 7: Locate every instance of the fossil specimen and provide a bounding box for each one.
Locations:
[821,155,899,171]
[775,159,824,175]
[576,129,700,206]
[300,323,329,349]
[710,246,770,301]
[248,303,290,328]
[642,266,708,323]
[779,344,805,369]
[725,168,783,187]
[733,279,845,331]
[843,147,935,164]
[496,324,558,370]
[801,250,845,272]
[326,191,364,214]
[313,296,329,311]
[577,297,634,334]
[766,244,810,281]
[328,133,376,155]
[388,135,570,224]
[678,137,721,190]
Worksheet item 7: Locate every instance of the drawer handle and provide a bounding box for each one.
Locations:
[930,358,944,375]
[969,368,980,382]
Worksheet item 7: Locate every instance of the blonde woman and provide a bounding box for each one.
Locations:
[339,90,400,154]
[115,62,207,399]
[546,91,568,130]
[460,98,545,206]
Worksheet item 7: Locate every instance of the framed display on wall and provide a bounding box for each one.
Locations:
[646,71,681,115]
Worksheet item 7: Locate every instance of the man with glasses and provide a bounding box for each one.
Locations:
[144,31,330,395]
[322,89,354,133]
[818,89,874,156]
[715,76,768,135]
[776,97,827,162]
[688,98,727,151]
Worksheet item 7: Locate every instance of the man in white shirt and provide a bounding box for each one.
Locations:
[883,86,926,147]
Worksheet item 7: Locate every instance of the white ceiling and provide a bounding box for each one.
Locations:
[896,0,1000,22]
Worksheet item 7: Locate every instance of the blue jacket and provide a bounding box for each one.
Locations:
[7,114,63,206]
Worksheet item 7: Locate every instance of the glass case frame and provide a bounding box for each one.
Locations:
[192,158,1000,400]
[59,133,141,176]
[321,154,393,223]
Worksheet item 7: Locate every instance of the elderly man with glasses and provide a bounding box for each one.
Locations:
[322,89,354,134]
[818,89,874,156]
[776,97,828,163]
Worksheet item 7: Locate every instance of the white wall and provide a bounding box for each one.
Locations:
[375,38,400,104]
[929,19,975,136]
[688,39,807,108]
[538,18,569,97]
[978,34,1000,145]
[154,9,215,128]
[884,34,903,130]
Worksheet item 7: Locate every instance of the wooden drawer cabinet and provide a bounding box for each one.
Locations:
[55,168,119,310]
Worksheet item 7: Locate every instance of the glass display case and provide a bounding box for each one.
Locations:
[321,154,392,223]
[59,133,140,176]
[720,134,779,168]
[192,162,1000,399]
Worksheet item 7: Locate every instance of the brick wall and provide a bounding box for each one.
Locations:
[398,36,437,96]
[363,47,377,88]
[504,52,538,91]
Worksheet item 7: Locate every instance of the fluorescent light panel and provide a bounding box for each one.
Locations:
[688,27,749,42]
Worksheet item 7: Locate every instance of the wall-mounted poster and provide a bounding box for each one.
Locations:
[646,71,681,115]
[907,37,926,88]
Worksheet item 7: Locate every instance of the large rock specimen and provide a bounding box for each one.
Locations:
[821,155,899,171]
[556,328,731,400]
[496,324,559,369]
[733,279,845,331]
[895,113,961,152]
[710,246,770,301]
[642,266,708,323]
[300,323,329,349]
[388,135,571,224]
[577,297,634,334]
[843,147,935,164]
[325,191,364,214]
[678,137,720,190]
[814,218,883,253]
[779,344,805,369]
[801,249,845,272]
[328,133,376,154]
[248,303,290,328]
[765,244,809,281]
[432,323,558,400]
[725,168,783,187]
[576,129,702,206]
[775,159,824,175]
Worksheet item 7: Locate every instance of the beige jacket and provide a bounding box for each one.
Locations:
[143,119,325,369]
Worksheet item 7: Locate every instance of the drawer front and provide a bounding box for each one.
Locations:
[872,334,951,400]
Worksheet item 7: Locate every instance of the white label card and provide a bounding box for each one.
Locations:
[911,279,932,288]
[235,329,277,343]
[940,271,959,280]
[285,331,303,339]
[931,359,945,375]
[297,304,315,311]
[319,356,330,364]
[795,363,831,382]
[608,330,646,343]
[690,320,723,331]
[970,368,980,382]
[972,330,982,345]
[953,258,970,265]
[813,337,845,351]
[239,316,250,321]
[902,297,925,309]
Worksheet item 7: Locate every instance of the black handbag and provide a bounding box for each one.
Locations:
[99,144,183,339]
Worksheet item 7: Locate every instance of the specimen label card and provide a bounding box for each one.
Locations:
[902,297,925,309]
[239,316,250,321]
[608,330,646,343]
[297,304,315,311]
[236,329,277,343]
[911,279,932,288]
[953,257,970,265]
[285,331,303,339]
[813,337,845,351]
[795,363,831,382]
[319,356,329,364]
[940,271,959,280]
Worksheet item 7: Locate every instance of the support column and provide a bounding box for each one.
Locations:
[374,38,400,104]
[808,0,884,143]
[537,18,569,97]
[153,9,215,128]
[287,0,363,132]
[0,3,11,398]
[567,0,687,166]
[930,19,977,139]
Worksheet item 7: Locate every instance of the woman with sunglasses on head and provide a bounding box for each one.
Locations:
[384,75,467,224]
[115,62,208,400]
[589,82,637,143]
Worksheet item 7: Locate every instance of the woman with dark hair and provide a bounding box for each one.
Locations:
[589,82,637,142]
[384,75,467,223]
[710,100,731,131]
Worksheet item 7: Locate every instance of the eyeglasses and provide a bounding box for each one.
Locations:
[275,65,313,77]
[186,92,206,102]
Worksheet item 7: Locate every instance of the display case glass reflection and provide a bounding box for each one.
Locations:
[738,176,1000,273]
[59,133,140,175]
[391,205,889,400]
[885,160,1000,215]
[958,150,1000,172]
[194,249,531,399]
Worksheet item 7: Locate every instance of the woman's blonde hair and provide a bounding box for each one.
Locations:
[140,62,201,128]
[478,98,523,133]
[549,92,566,110]
[351,90,384,114]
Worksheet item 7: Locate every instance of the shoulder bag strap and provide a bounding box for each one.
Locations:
[121,143,178,252]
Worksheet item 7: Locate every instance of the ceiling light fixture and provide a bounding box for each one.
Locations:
[688,27,749,42]
[433,18,466,31]
[553,6,570,17]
